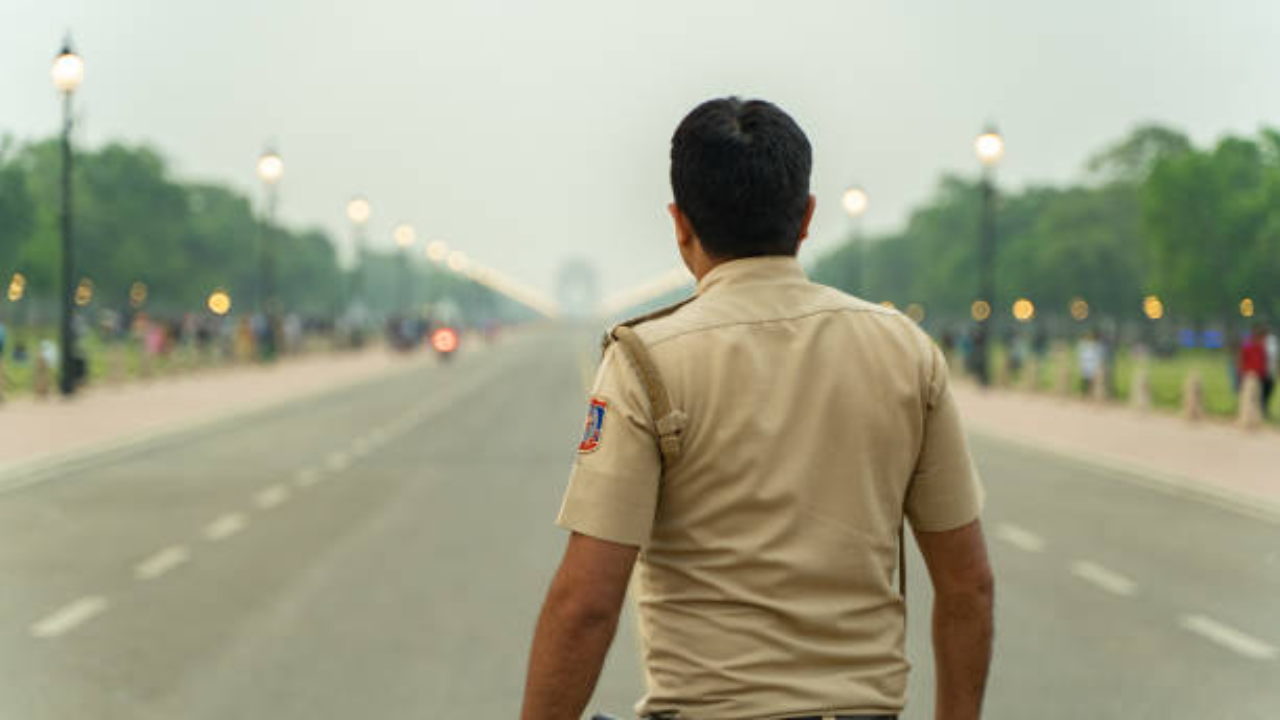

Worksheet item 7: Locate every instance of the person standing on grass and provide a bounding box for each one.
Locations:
[1077,330,1104,396]
[1238,325,1270,416]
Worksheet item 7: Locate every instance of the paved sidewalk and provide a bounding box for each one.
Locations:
[0,347,431,480]
[953,383,1280,521]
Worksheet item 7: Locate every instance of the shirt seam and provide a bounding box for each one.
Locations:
[646,304,903,349]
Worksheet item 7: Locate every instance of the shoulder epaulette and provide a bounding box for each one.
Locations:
[600,296,697,353]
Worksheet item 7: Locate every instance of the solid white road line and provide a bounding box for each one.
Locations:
[30,596,109,639]
[1180,614,1278,661]
[294,468,321,488]
[204,513,247,541]
[254,484,289,510]
[326,451,350,472]
[134,545,191,581]
[993,523,1047,553]
[1070,560,1138,597]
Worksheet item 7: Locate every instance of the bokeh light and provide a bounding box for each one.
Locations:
[393,223,417,249]
[74,278,93,306]
[1240,297,1255,318]
[51,48,85,93]
[256,152,284,184]
[346,196,372,225]
[1012,297,1035,322]
[129,281,148,308]
[974,130,1005,167]
[207,289,232,315]
[1070,297,1089,321]
[447,250,470,273]
[841,187,869,218]
[7,272,26,302]
[906,302,926,323]
[971,299,992,322]
[426,240,450,264]
[1143,294,1165,320]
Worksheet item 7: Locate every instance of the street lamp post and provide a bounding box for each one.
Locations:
[973,125,1004,386]
[346,196,372,314]
[841,186,869,296]
[255,148,284,358]
[392,223,417,315]
[52,37,84,396]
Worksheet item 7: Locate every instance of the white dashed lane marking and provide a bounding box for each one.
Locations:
[30,596,109,639]
[993,523,1047,553]
[326,451,351,472]
[134,545,191,581]
[1180,615,1278,661]
[1070,560,1138,597]
[254,484,289,510]
[294,468,321,488]
[203,513,247,541]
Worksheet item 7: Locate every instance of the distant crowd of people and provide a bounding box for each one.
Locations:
[937,322,1278,420]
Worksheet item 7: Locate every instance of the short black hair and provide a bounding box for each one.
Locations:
[670,97,813,258]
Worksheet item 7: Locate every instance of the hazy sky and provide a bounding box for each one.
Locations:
[5,1,1280,300]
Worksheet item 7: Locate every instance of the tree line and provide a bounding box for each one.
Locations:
[811,124,1280,328]
[0,136,519,325]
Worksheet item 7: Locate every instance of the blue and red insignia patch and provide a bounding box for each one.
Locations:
[578,397,608,453]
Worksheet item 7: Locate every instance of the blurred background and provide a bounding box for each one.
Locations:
[1,2,1277,719]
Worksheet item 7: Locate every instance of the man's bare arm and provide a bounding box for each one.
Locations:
[914,518,995,720]
[521,532,638,720]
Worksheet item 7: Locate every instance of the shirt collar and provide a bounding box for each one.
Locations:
[696,255,808,296]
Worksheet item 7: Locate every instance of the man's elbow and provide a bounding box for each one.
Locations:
[545,582,623,632]
[937,567,995,609]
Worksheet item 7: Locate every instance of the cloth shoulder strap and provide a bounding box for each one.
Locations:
[609,325,686,468]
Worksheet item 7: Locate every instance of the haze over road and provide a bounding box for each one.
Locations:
[3,328,1277,719]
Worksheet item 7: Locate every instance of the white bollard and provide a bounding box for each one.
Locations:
[1238,373,1263,430]
[1130,361,1152,413]
[1182,369,1204,421]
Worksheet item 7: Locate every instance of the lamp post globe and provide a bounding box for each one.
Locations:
[51,44,85,94]
[346,196,372,226]
[393,223,417,249]
[974,128,1005,168]
[256,151,284,185]
[841,186,869,218]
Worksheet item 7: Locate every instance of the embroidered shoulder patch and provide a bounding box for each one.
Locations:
[578,397,608,453]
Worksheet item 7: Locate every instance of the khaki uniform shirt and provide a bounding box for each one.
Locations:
[557,256,983,720]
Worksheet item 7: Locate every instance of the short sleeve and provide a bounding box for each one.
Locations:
[556,342,663,547]
[905,343,985,532]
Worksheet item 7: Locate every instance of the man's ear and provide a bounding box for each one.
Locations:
[668,203,696,250]
[796,194,817,249]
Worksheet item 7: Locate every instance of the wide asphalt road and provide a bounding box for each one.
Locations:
[2,325,1277,719]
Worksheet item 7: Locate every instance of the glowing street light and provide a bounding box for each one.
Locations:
[841,186,869,218]
[53,36,85,396]
[974,129,1005,168]
[393,223,418,249]
[346,196,371,226]
[426,240,450,264]
[256,151,284,185]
